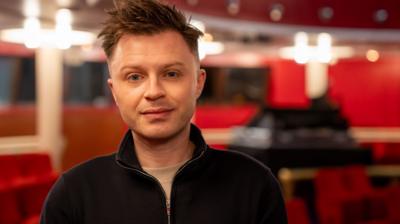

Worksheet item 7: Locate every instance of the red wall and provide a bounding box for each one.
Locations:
[329,56,400,127]
[265,55,400,127]
[267,59,310,108]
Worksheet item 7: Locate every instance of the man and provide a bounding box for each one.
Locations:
[41,0,287,223]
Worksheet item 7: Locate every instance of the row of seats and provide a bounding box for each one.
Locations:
[315,165,400,224]
[285,165,400,224]
[369,142,400,164]
[0,153,58,224]
[286,198,311,224]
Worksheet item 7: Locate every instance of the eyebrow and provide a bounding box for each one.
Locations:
[119,62,186,73]
[162,62,185,69]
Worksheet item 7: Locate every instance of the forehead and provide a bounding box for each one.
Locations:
[109,31,197,70]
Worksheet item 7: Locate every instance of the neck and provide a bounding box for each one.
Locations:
[132,124,194,168]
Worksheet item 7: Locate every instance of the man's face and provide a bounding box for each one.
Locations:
[108,31,206,140]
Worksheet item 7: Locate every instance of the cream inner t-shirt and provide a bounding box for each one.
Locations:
[143,159,188,217]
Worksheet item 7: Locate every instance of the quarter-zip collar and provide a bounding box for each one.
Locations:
[115,123,208,172]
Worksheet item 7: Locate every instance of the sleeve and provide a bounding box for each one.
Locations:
[40,175,74,224]
[258,172,288,224]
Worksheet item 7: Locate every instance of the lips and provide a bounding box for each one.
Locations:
[140,107,174,120]
[141,107,174,115]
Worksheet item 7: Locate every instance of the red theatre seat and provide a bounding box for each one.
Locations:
[374,143,400,164]
[0,155,24,187]
[0,153,58,224]
[21,215,40,224]
[286,198,310,224]
[0,186,21,224]
[342,166,387,221]
[315,166,397,224]
[315,168,349,224]
[384,185,400,224]
[16,153,54,178]
[17,176,55,219]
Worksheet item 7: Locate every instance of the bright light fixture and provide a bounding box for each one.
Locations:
[1,8,95,49]
[23,17,41,48]
[56,9,73,26]
[190,20,205,33]
[366,49,379,62]
[191,19,224,60]
[55,9,73,49]
[280,46,354,63]
[1,28,95,49]
[294,32,310,64]
[198,40,224,60]
[24,0,40,17]
[316,33,332,63]
[280,32,352,64]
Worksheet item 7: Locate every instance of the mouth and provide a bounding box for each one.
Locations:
[140,107,174,119]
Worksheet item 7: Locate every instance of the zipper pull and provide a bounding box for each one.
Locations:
[167,200,171,224]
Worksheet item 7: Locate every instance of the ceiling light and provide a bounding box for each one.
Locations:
[293,32,310,64]
[55,9,73,49]
[316,33,332,63]
[227,0,240,15]
[23,17,41,48]
[366,49,379,62]
[1,28,95,49]
[56,0,73,8]
[56,8,73,26]
[186,0,198,6]
[23,0,40,17]
[374,9,388,23]
[2,5,93,49]
[203,33,214,42]
[85,0,99,6]
[270,4,284,22]
[198,41,224,60]
[279,32,353,64]
[318,7,334,21]
[190,20,205,33]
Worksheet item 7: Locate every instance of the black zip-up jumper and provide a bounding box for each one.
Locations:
[41,124,287,224]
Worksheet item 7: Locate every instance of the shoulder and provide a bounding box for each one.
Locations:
[207,148,267,169]
[204,148,284,199]
[62,153,118,182]
[47,154,118,203]
[206,148,275,181]
[42,155,117,223]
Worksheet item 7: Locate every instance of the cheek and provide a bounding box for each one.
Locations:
[170,83,197,102]
[114,84,142,108]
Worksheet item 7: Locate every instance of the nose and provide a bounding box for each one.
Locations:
[144,76,165,101]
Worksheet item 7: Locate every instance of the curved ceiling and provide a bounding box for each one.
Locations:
[169,0,400,29]
[168,0,400,46]
[0,0,399,58]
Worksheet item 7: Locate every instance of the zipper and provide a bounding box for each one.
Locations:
[116,147,206,224]
[174,149,205,178]
[116,161,170,224]
[168,149,206,224]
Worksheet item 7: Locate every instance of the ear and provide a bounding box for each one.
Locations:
[107,77,119,106]
[195,69,206,99]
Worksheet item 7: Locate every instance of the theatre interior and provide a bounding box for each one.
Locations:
[1,0,400,223]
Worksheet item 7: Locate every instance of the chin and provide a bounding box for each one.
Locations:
[135,123,187,141]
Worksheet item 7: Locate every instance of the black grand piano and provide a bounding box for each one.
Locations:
[229,105,372,175]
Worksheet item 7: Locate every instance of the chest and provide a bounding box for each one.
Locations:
[75,175,260,224]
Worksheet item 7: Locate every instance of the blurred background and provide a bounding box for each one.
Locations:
[1,0,400,224]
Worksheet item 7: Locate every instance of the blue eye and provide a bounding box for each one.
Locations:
[128,74,142,81]
[166,71,179,78]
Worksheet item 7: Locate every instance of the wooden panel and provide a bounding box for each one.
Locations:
[0,106,36,136]
[61,106,126,170]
